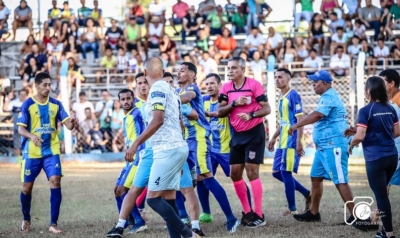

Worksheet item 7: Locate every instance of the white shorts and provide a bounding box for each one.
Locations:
[148,145,189,191]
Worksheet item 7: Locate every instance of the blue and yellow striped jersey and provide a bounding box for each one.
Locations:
[134,97,145,110]
[278,89,304,149]
[176,84,211,140]
[203,95,232,154]
[123,107,146,160]
[17,97,69,158]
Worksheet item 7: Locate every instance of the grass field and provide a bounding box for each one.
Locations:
[0,162,399,238]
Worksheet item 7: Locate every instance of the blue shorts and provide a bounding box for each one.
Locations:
[310,146,349,185]
[116,163,138,189]
[272,148,300,173]
[210,151,230,177]
[21,155,62,183]
[132,148,154,188]
[187,138,213,175]
[172,17,183,25]
[180,161,193,189]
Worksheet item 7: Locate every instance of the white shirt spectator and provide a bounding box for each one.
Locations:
[244,33,265,51]
[250,59,266,73]
[331,33,347,44]
[47,43,63,53]
[73,101,95,123]
[347,44,362,58]
[149,23,164,37]
[373,45,390,61]
[266,33,283,49]
[329,53,351,75]
[303,56,324,69]
[149,2,166,16]
[354,24,366,38]
[117,55,129,70]
[201,58,218,75]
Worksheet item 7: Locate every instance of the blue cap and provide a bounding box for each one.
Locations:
[307,70,333,83]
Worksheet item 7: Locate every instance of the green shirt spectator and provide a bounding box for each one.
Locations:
[207,10,228,29]
[232,12,247,28]
[390,3,400,21]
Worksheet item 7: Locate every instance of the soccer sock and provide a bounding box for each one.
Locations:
[272,171,283,182]
[191,220,200,230]
[50,188,62,225]
[273,171,310,198]
[136,187,148,210]
[20,192,32,221]
[116,219,126,228]
[147,197,193,238]
[250,178,263,217]
[281,171,297,211]
[196,180,211,214]
[115,196,122,213]
[203,177,236,221]
[132,204,145,225]
[245,183,252,208]
[175,191,189,219]
[233,179,251,214]
[165,199,185,238]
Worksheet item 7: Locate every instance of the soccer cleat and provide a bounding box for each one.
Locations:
[283,210,298,216]
[352,218,379,232]
[240,211,253,226]
[376,228,386,238]
[199,213,213,223]
[192,228,206,236]
[127,223,148,234]
[226,218,240,233]
[246,213,266,228]
[19,220,31,233]
[106,226,124,237]
[293,210,321,222]
[304,194,312,212]
[181,217,191,226]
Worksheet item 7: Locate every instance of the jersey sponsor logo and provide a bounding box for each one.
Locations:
[210,120,225,131]
[249,151,256,160]
[18,112,22,118]
[49,110,55,116]
[152,103,165,111]
[25,169,31,176]
[151,91,166,98]
[33,124,55,134]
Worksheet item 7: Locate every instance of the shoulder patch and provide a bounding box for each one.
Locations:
[151,91,166,98]
[295,104,301,110]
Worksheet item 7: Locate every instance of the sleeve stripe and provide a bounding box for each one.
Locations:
[61,117,70,123]
[356,123,367,128]
[17,123,27,127]
[295,112,304,116]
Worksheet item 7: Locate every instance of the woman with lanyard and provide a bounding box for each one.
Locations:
[346,76,399,238]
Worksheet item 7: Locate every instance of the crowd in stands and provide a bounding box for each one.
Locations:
[1,0,400,154]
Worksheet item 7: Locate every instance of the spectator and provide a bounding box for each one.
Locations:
[73,91,95,123]
[145,16,164,57]
[266,26,284,57]
[57,22,69,44]
[103,19,123,53]
[0,0,10,40]
[127,0,145,25]
[278,38,298,68]
[12,0,33,41]
[23,43,47,73]
[148,0,166,24]
[214,27,237,59]
[244,27,265,59]
[1,86,13,112]
[182,6,202,45]
[91,0,104,35]
[63,35,82,60]
[110,100,124,136]
[330,27,348,55]
[360,38,375,75]
[200,51,218,75]
[345,19,354,38]
[320,0,340,18]
[47,0,61,30]
[68,22,83,45]
[225,0,237,22]
[97,47,116,83]
[67,57,85,95]
[19,35,37,70]
[207,5,228,35]
[354,19,366,39]
[301,48,324,77]
[379,6,390,39]
[46,36,63,72]
[329,45,351,77]
[347,36,362,59]
[77,0,92,27]
[391,37,400,65]
[86,121,109,153]
[358,0,381,40]
[295,0,314,31]
[22,56,39,87]
[196,29,210,53]
[43,29,51,47]
[124,16,142,54]
[258,0,273,23]
[160,34,178,65]
[60,1,75,24]
[328,12,345,34]
[80,107,96,141]
[116,47,129,82]
[387,2,400,38]
[231,6,247,35]
[249,50,266,80]
[373,38,390,68]
[380,0,394,9]
[239,51,251,75]
[341,0,360,19]
[198,0,216,20]
[308,13,327,54]
[246,0,260,29]
[169,0,189,36]
[295,36,309,62]
[81,18,100,63]
[128,49,139,78]
[94,89,113,129]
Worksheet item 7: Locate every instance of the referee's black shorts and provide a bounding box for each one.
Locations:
[229,123,265,165]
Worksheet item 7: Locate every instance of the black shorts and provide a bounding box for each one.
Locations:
[229,122,265,165]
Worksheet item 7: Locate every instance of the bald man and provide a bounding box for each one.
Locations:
[107,57,200,238]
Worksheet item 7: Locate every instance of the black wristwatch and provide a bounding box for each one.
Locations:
[250,112,256,118]
[231,101,236,108]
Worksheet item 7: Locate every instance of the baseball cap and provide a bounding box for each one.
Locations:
[307,70,333,84]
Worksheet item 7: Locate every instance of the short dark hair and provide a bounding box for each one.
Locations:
[19,88,29,95]
[181,62,197,75]
[163,72,174,79]
[79,91,86,96]
[84,107,91,112]
[310,48,317,54]
[35,72,51,85]
[134,72,145,82]
[336,27,344,31]
[330,12,337,17]
[205,73,221,84]
[365,76,388,103]
[379,69,400,88]
[118,89,134,100]
[377,38,385,42]
[336,45,344,51]
[276,68,292,78]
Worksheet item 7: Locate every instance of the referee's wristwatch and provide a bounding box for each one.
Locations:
[231,101,236,108]
[250,112,256,119]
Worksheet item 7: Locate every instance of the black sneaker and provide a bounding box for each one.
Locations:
[106,226,124,237]
[338,215,355,226]
[376,228,386,238]
[240,211,253,226]
[192,228,206,237]
[246,213,266,228]
[293,210,321,222]
[352,218,379,232]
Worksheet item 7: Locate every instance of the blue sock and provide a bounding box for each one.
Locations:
[203,177,236,221]
[281,171,296,211]
[245,183,252,208]
[175,191,189,219]
[115,196,122,213]
[196,180,211,214]
[50,188,62,225]
[131,204,145,225]
[138,193,146,210]
[293,179,310,198]
[20,192,32,221]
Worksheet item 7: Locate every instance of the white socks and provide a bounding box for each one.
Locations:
[191,220,200,230]
[116,219,126,228]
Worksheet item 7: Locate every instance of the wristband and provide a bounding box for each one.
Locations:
[250,112,256,118]
[231,101,236,108]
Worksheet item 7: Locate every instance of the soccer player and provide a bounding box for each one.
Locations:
[177,62,240,233]
[267,68,311,216]
[201,73,253,223]
[163,72,175,87]
[218,57,271,227]
[111,57,199,238]
[17,72,79,234]
[288,70,375,231]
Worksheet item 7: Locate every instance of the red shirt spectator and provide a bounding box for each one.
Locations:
[172,0,189,19]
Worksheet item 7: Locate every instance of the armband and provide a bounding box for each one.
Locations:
[218,94,228,103]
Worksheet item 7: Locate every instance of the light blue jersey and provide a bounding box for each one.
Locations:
[313,88,349,148]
